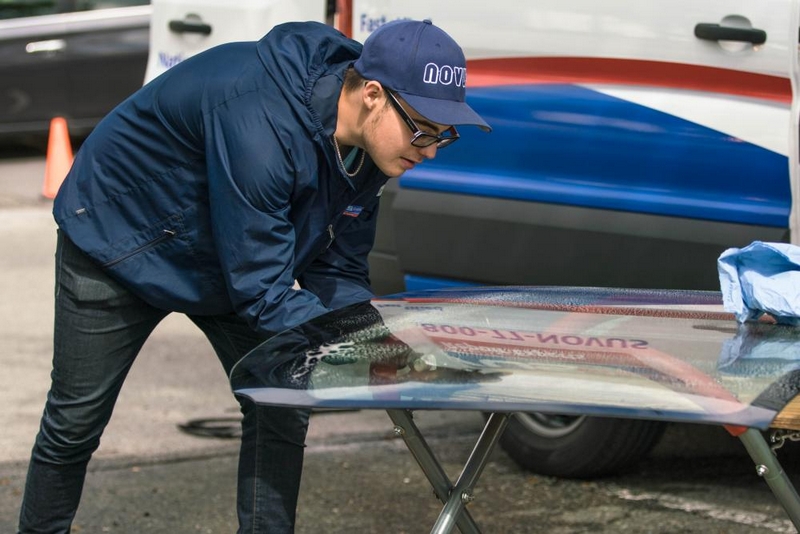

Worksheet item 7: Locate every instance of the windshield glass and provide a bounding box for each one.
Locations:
[231,287,800,429]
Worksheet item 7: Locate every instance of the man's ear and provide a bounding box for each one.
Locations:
[362,80,385,111]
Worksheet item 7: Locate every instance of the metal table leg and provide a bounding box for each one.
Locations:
[387,410,482,534]
[387,410,510,534]
[739,428,800,529]
[430,413,510,534]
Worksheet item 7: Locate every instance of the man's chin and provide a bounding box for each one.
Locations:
[378,164,405,178]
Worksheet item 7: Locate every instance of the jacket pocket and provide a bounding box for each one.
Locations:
[101,213,184,268]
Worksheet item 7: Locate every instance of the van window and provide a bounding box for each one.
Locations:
[0,0,60,19]
[74,0,149,9]
[0,0,148,20]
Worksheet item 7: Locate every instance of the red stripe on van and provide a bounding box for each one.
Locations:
[467,57,791,104]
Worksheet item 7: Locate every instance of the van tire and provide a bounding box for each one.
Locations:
[494,413,666,478]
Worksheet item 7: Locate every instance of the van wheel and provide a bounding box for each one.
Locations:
[494,413,666,478]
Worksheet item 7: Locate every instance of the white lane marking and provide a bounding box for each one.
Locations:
[610,487,796,532]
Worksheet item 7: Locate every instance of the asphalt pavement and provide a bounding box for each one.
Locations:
[1,148,799,533]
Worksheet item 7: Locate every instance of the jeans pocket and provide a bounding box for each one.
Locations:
[58,230,135,307]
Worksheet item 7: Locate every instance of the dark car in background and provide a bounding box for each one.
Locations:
[0,0,150,143]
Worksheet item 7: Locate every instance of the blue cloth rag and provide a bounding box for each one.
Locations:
[717,241,800,325]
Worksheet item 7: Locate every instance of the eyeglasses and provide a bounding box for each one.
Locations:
[386,91,460,149]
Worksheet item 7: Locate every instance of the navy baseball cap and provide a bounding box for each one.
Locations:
[354,19,491,132]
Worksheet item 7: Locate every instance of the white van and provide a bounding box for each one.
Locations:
[143,0,327,83]
[353,0,800,478]
[146,0,800,478]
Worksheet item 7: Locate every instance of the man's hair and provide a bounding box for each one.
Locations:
[343,67,367,93]
[343,68,391,109]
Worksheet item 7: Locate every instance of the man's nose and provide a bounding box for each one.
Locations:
[419,144,438,159]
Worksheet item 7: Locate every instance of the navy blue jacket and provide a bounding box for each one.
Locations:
[53,22,389,335]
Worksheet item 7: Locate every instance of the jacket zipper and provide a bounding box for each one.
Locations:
[325,224,335,249]
[103,229,176,268]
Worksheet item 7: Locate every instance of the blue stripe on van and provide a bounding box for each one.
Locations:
[403,274,481,292]
[399,85,790,228]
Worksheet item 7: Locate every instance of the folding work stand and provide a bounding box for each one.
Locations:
[739,428,800,528]
[386,410,509,534]
[384,409,800,534]
[230,288,800,533]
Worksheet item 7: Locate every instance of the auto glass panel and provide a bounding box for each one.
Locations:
[231,287,800,429]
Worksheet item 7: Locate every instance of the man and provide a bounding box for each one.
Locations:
[19,18,489,534]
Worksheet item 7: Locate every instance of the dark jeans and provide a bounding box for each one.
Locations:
[18,232,310,534]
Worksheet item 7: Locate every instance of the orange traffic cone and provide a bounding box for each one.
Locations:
[42,117,74,199]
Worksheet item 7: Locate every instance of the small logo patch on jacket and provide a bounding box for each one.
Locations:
[343,205,363,218]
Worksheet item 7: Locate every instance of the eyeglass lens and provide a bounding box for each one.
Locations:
[387,91,459,149]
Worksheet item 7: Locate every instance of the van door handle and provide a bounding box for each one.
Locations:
[25,39,66,54]
[168,19,212,36]
[694,23,766,45]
